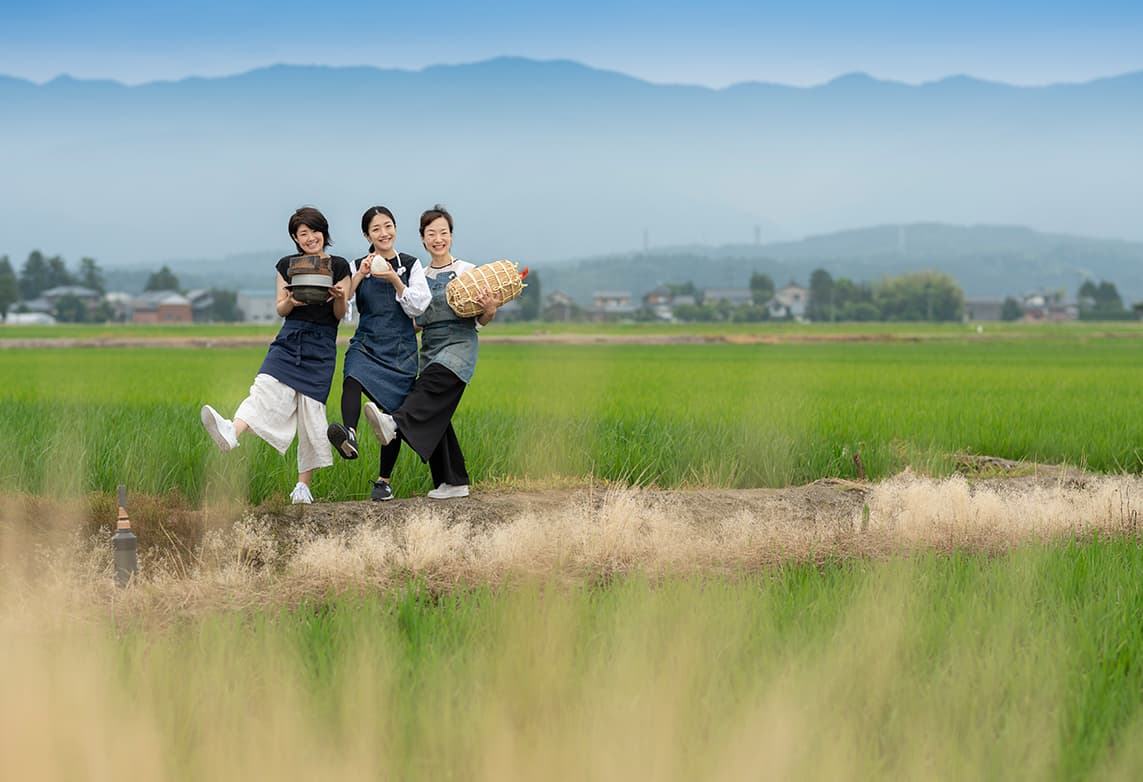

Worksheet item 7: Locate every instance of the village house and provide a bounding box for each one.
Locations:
[23,285,104,319]
[237,291,279,323]
[4,312,56,325]
[543,290,578,321]
[589,290,637,322]
[185,289,217,322]
[965,299,1006,321]
[1021,290,1078,322]
[702,288,754,306]
[642,286,674,320]
[127,291,193,324]
[767,282,809,320]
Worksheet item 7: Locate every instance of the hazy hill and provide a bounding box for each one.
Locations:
[538,223,1143,305]
[2,58,1141,271]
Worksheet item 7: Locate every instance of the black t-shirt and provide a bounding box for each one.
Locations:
[276,254,351,326]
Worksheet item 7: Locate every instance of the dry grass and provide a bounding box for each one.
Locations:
[5,473,1143,780]
[2,471,1142,622]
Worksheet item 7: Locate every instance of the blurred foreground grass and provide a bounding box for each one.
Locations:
[5,538,1143,780]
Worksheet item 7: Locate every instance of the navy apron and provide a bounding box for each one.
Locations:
[258,319,339,403]
[343,254,419,411]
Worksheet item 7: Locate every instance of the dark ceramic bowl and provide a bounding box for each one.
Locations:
[287,273,334,305]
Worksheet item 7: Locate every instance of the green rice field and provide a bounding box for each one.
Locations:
[2,323,1143,503]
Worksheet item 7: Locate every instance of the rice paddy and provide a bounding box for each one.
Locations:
[2,327,1143,503]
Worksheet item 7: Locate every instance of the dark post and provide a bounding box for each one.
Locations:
[112,485,138,587]
[853,452,867,481]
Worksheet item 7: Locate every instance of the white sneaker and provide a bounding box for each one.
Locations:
[290,482,314,505]
[200,405,239,451]
[427,483,469,500]
[363,401,397,445]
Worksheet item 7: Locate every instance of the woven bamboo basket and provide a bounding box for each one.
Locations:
[446,259,528,317]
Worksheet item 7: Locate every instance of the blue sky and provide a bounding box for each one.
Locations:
[3,0,1141,87]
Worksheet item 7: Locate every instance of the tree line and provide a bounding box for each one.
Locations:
[999,280,1139,321]
[0,251,114,322]
[1,250,546,323]
[0,250,246,323]
[806,269,965,322]
[656,269,967,323]
[4,247,1134,326]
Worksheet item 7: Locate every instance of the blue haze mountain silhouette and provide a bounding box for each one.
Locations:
[2,57,1142,300]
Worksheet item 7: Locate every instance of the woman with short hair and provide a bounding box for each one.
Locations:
[200,206,351,504]
[367,204,498,499]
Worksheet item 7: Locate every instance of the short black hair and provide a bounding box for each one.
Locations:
[288,206,332,253]
[419,204,453,236]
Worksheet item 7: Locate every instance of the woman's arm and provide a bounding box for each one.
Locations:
[347,255,373,296]
[399,259,431,317]
[275,273,302,317]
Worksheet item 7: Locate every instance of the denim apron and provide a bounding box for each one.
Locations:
[258,319,339,403]
[343,254,419,410]
[419,268,478,383]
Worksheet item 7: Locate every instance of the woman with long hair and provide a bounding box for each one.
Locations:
[326,205,430,500]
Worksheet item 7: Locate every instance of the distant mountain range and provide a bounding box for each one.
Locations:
[2,58,1142,270]
[103,222,1143,306]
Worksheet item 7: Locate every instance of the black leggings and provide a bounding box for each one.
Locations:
[341,376,402,479]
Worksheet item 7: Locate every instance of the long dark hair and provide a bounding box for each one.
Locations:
[361,205,397,253]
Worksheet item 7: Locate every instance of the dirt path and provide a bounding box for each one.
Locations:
[270,480,867,539]
[5,461,1141,617]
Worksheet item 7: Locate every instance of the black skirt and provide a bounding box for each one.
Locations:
[393,363,466,462]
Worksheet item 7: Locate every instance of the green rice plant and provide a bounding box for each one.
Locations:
[4,334,1143,503]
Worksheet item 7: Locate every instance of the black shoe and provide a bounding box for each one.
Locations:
[370,480,393,501]
[327,423,358,460]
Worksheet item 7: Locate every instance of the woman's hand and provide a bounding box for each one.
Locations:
[276,272,305,316]
[476,286,499,324]
[326,279,350,304]
[368,255,406,298]
[371,257,400,285]
[328,278,350,320]
[356,255,373,279]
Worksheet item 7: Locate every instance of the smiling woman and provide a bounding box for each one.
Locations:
[197,206,352,505]
[325,205,430,502]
